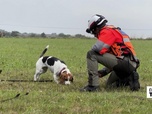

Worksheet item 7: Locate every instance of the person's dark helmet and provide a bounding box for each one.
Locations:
[86,14,108,34]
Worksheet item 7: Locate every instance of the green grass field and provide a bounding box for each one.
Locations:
[0,38,152,114]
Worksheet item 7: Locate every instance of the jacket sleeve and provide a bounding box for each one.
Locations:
[92,29,116,54]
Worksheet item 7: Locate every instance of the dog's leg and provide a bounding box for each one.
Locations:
[34,70,41,81]
[53,74,59,84]
[34,59,43,81]
[34,68,47,81]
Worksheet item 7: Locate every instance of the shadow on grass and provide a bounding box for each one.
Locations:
[0,79,53,82]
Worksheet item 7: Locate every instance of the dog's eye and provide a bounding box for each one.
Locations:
[65,79,68,81]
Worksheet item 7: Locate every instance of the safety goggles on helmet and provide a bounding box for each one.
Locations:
[86,14,108,34]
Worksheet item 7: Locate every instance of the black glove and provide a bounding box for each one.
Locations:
[98,69,109,78]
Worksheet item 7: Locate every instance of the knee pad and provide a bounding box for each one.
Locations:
[87,50,98,59]
[113,59,135,79]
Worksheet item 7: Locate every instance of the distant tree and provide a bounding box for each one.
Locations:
[21,32,29,37]
[41,32,46,38]
[66,34,71,38]
[0,32,3,37]
[11,31,20,37]
[75,34,85,38]
[58,33,72,38]
[4,31,10,37]
[58,33,66,37]
[50,33,57,38]
[29,33,36,37]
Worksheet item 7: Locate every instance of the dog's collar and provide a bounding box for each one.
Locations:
[58,67,66,76]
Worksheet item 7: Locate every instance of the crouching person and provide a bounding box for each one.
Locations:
[80,14,140,92]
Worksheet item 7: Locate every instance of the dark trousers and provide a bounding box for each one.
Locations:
[86,50,137,86]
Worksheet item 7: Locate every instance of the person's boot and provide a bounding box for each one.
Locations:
[128,71,140,91]
[80,85,100,92]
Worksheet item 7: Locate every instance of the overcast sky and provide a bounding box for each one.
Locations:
[0,0,152,38]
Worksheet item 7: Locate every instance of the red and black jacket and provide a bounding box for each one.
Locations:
[92,25,137,62]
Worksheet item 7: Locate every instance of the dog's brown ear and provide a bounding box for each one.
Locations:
[68,73,73,82]
[60,71,67,77]
[59,75,65,84]
[70,76,74,82]
[59,71,68,84]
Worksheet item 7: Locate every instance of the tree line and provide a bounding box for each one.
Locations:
[0,29,91,38]
[1,29,151,39]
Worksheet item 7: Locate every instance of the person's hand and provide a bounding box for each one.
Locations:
[98,72,104,78]
[98,68,112,78]
[98,70,107,78]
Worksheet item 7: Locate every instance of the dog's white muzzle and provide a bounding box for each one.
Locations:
[65,81,71,85]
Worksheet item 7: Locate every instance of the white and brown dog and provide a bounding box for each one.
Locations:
[34,45,73,85]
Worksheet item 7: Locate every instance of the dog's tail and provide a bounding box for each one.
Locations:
[39,45,49,58]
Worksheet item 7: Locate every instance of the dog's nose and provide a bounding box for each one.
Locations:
[65,81,71,85]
